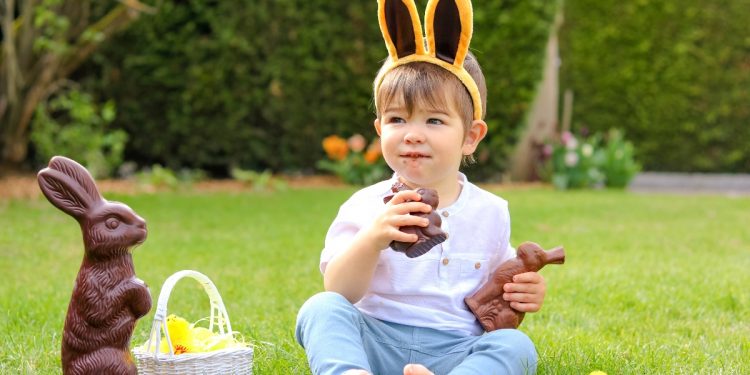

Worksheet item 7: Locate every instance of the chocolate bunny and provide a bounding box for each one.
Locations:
[37,156,152,375]
[465,242,564,331]
[383,182,447,258]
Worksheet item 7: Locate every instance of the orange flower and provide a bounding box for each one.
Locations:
[322,135,349,161]
[364,149,381,164]
[364,139,382,164]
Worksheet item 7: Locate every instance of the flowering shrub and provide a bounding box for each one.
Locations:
[543,128,640,190]
[317,134,390,185]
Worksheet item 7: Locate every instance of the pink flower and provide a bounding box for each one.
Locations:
[542,144,554,158]
[564,151,579,167]
[348,134,367,153]
[561,131,573,145]
[561,131,578,150]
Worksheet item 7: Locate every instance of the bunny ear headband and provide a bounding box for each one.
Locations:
[374,0,482,120]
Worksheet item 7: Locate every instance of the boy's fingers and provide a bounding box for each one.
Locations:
[504,285,544,306]
[391,214,429,227]
[509,301,541,313]
[503,282,536,294]
[512,272,542,283]
[391,230,419,243]
[503,291,538,303]
[391,201,433,215]
[388,190,422,205]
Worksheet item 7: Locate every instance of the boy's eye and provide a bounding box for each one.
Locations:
[388,117,406,124]
[427,118,444,125]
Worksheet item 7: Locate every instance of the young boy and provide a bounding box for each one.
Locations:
[296,1,546,374]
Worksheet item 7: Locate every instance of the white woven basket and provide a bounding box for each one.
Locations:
[133,270,253,374]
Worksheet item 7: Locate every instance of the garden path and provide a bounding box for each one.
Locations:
[628,172,750,195]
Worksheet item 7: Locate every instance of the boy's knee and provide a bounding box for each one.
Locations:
[480,329,537,363]
[297,291,352,321]
[295,291,357,344]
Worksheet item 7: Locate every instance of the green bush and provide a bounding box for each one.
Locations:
[79,0,557,180]
[31,88,127,178]
[560,0,750,172]
[230,167,288,192]
[601,129,641,188]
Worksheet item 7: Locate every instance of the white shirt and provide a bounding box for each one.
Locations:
[320,173,515,336]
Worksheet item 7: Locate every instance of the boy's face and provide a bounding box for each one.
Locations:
[374,92,486,189]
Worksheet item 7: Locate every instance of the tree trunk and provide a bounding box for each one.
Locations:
[0,1,152,169]
[508,10,564,182]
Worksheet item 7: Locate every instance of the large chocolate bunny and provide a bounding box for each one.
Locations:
[37,156,151,375]
[465,242,564,331]
[383,182,447,258]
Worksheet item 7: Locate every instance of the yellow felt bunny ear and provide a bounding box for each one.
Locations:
[425,0,473,66]
[374,0,483,120]
[379,0,424,59]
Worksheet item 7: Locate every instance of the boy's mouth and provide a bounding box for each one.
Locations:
[401,151,430,159]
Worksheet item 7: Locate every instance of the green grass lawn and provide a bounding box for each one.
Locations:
[1,186,749,374]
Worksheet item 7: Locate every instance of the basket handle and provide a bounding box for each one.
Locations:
[144,270,234,356]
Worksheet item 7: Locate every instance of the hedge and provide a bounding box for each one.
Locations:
[79,0,557,179]
[559,0,750,172]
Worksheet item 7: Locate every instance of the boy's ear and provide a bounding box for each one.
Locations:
[374,118,383,136]
[462,119,487,154]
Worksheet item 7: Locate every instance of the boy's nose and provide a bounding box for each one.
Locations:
[404,131,425,144]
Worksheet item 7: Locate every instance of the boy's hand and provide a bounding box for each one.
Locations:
[364,190,432,251]
[502,272,546,313]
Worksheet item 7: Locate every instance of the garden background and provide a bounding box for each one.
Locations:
[1,0,749,374]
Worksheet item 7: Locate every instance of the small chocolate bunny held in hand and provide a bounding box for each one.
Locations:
[465,242,564,331]
[383,182,448,258]
[37,156,152,375]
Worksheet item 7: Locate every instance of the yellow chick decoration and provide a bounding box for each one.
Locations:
[135,314,249,355]
[165,314,194,354]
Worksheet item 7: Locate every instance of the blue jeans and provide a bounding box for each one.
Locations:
[295,292,537,375]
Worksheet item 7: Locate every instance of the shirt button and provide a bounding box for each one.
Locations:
[442,258,449,266]
[442,211,450,218]
[474,262,481,269]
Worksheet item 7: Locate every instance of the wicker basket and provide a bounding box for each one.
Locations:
[133,270,253,374]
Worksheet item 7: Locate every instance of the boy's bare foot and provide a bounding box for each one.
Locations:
[342,370,371,375]
[403,364,435,375]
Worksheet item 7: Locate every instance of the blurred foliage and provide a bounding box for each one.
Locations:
[31,88,127,178]
[560,0,750,172]
[135,164,208,191]
[75,0,558,180]
[230,167,288,192]
[542,128,640,190]
[601,129,641,188]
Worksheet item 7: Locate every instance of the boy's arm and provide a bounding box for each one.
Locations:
[323,228,385,303]
[324,190,431,303]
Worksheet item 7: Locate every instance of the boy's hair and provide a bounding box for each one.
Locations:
[374,51,487,134]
